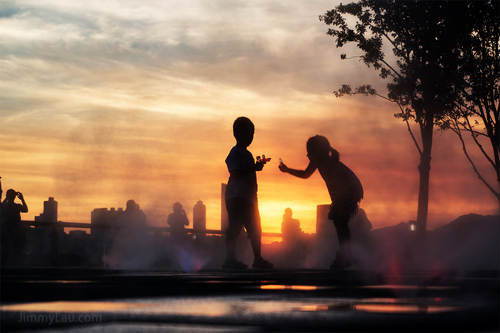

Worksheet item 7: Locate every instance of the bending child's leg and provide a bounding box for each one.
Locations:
[330,207,355,270]
[333,218,351,255]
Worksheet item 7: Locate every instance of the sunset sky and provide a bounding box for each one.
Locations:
[1,0,498,238]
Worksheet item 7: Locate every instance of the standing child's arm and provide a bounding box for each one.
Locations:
[229,163,264,178]
[279,161,316,179]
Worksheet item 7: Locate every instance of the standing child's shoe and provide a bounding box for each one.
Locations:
[252,257,273,269]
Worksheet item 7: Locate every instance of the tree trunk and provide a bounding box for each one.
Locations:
[416,115,434,238]
[417,152,431,237]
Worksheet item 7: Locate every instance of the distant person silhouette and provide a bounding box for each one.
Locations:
[1,189,28,265]
[167,202,189,242]
[281,208,301,245]
[279,135,363,269]
[223,117,273,269]
[122,199,147,229]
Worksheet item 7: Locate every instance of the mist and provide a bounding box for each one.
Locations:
[77,205,498,273]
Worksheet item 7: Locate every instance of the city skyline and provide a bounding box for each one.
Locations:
[1,0,498,236]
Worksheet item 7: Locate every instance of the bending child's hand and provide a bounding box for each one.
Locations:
[278,162,288,173]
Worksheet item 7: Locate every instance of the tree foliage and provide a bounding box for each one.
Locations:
[320,0,499,232]
[441,1,499,204]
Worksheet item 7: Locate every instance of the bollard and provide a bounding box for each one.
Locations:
[50,224,59,266]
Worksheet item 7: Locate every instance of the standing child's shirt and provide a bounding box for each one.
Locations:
[225,146,257,203]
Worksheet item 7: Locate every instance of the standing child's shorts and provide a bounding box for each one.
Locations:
[225,197,262,238]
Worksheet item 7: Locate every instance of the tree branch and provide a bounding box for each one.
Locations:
[465,116,496,169]
[452,119,499,197]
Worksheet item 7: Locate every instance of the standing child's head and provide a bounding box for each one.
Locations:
[306,135,339,163]
[233,117,255,148]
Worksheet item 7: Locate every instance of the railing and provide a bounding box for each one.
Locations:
[20,220,282,266]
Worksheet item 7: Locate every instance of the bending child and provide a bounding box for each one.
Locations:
[223,117,273,269]
[279,135,363,269]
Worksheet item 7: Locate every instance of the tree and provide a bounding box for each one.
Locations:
[442,1,499,210]
[320,0,471,236]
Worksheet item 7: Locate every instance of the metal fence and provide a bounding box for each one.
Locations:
[20,220,282,266]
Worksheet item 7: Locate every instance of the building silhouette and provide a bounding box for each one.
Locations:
[91,207,123,236]
[34,197,58,222]
[316,204,335,242]
[31,197,63,256]
[90,207,123,262]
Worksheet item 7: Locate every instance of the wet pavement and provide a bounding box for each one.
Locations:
[1,267,498,332]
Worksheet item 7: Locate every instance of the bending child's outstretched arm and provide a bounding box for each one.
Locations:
[279,161,316,179]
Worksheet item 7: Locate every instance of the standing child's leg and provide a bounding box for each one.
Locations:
[223,198,248,269]
[225,223,242,262]
[244,201,273,269]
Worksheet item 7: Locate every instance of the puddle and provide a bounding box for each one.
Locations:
[259,285,328,291]
[196,280,268,284]
[24,280,94,284]
[360,285,459,290]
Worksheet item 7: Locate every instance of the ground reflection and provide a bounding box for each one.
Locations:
[355,304,460,313]
[0,301,152,312]
[294,298,461,314]
[0,296,463,317]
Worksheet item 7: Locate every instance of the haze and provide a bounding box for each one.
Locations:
[1,0,497,237]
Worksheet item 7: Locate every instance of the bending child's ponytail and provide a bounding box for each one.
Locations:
[330,147,340,162]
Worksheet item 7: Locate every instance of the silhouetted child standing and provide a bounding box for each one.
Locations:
[279,135,363,269]
[223,117,273,269]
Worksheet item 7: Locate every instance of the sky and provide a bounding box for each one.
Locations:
[1,0,498,238]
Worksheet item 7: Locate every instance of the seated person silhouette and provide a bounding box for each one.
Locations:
[167,202,189,242]
[281,208,301,245]
[1,189,28,264]
[279,135,363,270]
